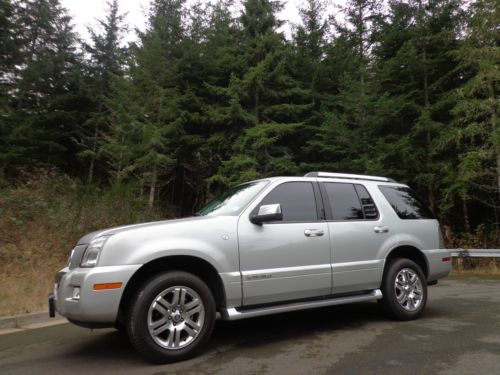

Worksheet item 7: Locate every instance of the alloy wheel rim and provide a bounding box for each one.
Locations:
[147,286,205,350]
[394,268,423,312]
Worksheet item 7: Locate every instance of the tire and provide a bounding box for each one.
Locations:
[126,271,216,363]
[380,258,427,321]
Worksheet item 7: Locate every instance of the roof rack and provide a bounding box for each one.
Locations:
[304,171,396,183]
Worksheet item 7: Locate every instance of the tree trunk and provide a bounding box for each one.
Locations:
[463,198,471,233]
[148,166,157,209]
[254,86,259,125]
[87,122,99,184]
[116,134,125,184]
[488,79,500,198]
[496,142,500,198]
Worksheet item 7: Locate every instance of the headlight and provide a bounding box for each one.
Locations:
[80,236,109,268]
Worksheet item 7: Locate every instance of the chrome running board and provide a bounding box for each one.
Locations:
[221,289,382,321]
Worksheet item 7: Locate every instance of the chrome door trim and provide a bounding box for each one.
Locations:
[241,264,332,280]
[332,259,384,272]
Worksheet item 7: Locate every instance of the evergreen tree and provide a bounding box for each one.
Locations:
[78,0,128,184]
[1,0,85,175]
[306,0,383,174]
[291,0,329,167]
[0,0,22,177]
[441,0,499,231]
[370,0,464,213]
[104,0,186,208]
[218,0,306,184]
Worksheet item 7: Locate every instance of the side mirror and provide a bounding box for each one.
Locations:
[250,203,282,225]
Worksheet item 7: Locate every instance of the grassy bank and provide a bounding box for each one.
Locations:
[0,171,165,316]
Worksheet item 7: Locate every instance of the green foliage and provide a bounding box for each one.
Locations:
[0,0,498,240]
[0,169,165,262]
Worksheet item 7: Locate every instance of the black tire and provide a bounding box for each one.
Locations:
[126,271,216,363]
[380,258,427,321]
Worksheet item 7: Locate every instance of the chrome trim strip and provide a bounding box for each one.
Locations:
[241,264,332,277]
[332,259,384,272]
[220,289,382,321]
[305,171,392,182]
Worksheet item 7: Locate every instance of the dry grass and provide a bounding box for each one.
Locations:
[452,257,500,275]
[0,170,166,316]
[0,259,65,316]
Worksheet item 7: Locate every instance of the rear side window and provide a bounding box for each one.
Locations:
[379,186,434,219]
[355,184,379,219]
[257,182,318,222]
[322,183,378,220]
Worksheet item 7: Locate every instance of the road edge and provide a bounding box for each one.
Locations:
[0,311,66,331]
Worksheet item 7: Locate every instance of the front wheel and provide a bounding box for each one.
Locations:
[126,271,216,363]
[381,258,427,320]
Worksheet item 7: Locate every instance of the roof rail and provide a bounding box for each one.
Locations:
[304,171,396,183]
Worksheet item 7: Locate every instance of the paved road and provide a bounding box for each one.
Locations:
[1,276,500,375]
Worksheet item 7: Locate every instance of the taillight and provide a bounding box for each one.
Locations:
[442,257,451,262]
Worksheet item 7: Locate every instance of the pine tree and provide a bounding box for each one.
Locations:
[0,0,21,177]
[104,0,187,208]
[78,0,128,184]
[2,0,85,175]
[370,0,464,212]
[217,0,306,184]
[306,0,383,174]
[440,0,499,232]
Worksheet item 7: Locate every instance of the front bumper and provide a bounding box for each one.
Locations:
[423,249,452,282]
[51,264,141,323]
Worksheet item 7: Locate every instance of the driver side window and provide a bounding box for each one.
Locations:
[255,182,318,222]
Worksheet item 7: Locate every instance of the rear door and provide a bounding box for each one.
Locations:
[238,181,331,306]
[320,182,388,294]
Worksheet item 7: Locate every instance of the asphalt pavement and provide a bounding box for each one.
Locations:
[1,275,500,375]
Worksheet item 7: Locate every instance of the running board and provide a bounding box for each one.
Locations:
[221,289,383,321]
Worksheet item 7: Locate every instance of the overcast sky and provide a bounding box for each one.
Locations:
[60,0,342,42]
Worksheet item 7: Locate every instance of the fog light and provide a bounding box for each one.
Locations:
[72,287,80,300]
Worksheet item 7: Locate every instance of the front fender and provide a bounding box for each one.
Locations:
[96,216,240,275]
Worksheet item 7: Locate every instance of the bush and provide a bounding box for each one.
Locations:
[0,170,167,315]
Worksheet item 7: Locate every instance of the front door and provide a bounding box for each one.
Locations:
[238,181,331,306]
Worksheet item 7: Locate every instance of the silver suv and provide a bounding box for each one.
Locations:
[49,172,451,363]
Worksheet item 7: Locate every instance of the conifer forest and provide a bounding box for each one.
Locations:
[0,0,499,247]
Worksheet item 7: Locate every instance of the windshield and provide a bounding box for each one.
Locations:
[197,181,269,216]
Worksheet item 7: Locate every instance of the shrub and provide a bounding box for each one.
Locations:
[0,170,167,315]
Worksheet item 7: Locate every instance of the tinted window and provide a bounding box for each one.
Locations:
[257,182,318,222]
[355,184,379,219]
[323,183,364,220]
[379,186,434,219]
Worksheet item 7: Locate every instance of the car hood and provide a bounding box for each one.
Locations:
[77,216,217,245]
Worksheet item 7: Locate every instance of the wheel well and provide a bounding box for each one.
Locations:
[384,246,429,278]
[117,256,226,323]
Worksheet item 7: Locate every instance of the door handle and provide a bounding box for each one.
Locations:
[304,229,325,237]
[374,226,389,233]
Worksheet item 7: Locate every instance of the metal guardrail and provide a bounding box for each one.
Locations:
[451,249,500,258]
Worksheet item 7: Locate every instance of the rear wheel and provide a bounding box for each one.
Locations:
[126,271,216,363]
[381,258,427,320]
